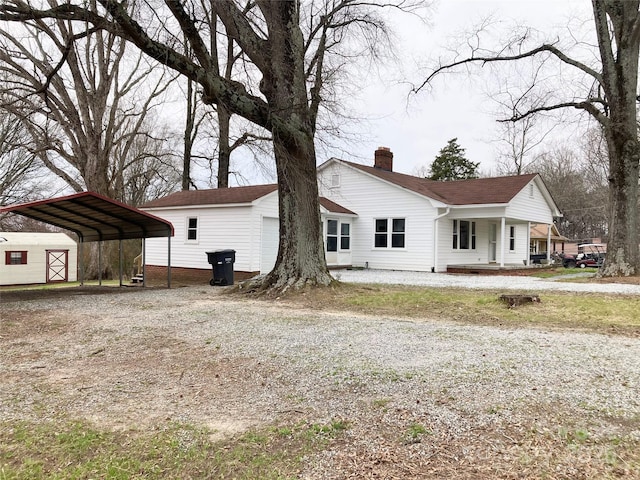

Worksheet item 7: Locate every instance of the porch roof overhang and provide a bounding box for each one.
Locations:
[0,192,174,242]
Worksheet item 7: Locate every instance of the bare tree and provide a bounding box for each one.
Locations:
[494,112,555,176]
[1,0,425,291]
[0,111,41,206]
[417,0,640,277]
[0,3,175,200]
[531,145,608,240]
[0,0,334,290]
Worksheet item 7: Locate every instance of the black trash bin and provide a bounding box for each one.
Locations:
[206,249,236,286]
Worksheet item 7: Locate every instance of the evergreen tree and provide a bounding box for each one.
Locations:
[429,138,479,181]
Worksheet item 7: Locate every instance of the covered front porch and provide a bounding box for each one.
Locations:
[433,207,558,273]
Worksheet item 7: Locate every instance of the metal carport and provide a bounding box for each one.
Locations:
[0,192,174,287]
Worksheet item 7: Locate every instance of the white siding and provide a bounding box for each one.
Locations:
[319,163,436,271]
[144,205,256,271]
[0,232,77,285]
[143,192,280,273]
[506,179,555,223]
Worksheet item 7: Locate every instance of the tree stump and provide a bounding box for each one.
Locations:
[499,294,541,308]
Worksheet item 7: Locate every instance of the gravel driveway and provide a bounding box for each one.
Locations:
[2,283,639,478]
[334,268,640,294]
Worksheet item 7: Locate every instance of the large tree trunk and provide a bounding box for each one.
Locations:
[593,0,640,276]
[601,124,639,276]
[263,126,332,290]
[253,0,332,291]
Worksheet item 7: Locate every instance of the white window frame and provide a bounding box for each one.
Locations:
[340,222,351,251]
[509,225,516,252]
[452,220,476,251]
[330,174,340,188]
[185,216,199,243]
[374,218,405,249]
[326,219,338,252]
[326,219,351,252]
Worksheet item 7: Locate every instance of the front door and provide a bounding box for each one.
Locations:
[489,223,497,263]
[46,249,69,283]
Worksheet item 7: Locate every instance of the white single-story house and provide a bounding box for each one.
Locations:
[142,147,561,279]
[0,232,78,286]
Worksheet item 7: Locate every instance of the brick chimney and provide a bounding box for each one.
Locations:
[374,147,393,171]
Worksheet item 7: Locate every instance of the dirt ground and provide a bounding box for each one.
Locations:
[1,286,639,479]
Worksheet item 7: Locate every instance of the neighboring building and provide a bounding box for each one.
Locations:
[0,232,77,286]
[529,224,569,255]
[142,147,562,280]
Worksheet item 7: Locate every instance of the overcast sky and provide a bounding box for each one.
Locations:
[328,0,594,177]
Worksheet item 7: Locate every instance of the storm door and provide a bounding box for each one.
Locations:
[488,224,497,263]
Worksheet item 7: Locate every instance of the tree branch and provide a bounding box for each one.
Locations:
[415,43,603,94]
[498,100,609,126]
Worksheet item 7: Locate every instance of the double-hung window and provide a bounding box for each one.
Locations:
[326,220,338,252]
[186,217,198,242]
[340,223,350,250]
[452,220,476,250]
[509,226,516,251]
[374,218,405,248]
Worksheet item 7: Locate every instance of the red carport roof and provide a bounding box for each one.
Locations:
[0,192,174,242]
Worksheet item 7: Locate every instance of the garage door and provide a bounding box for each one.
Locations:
[260,217,279,273]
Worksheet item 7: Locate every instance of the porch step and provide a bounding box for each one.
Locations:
[131,274,144,284]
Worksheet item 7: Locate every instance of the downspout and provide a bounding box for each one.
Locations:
[432,207,450,272]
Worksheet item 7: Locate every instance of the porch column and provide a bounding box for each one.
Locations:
[547,224,552,263]
[526,221,531,266]
[500,217,506,267]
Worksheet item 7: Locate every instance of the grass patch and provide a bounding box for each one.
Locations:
[0,280,122,292]
[528,267,591,278]
[0,419,347,480]
[282,283,640,335]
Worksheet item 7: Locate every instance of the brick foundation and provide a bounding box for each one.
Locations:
[144,265,258,286]
[446,266,554,276]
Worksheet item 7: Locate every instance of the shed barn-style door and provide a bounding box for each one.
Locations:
[46,249,69,283]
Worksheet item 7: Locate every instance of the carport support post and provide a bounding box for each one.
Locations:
[142,238,146,288]
[98,241,102,286]
[119,239,123,287]
[79,239,84,286]
[547,224,552,263]
[167,233,171,289]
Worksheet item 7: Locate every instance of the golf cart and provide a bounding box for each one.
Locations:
[575,243,606,268]
[561,243,606,268]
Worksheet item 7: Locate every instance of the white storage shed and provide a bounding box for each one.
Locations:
[0,232,78,286]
